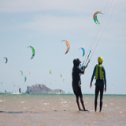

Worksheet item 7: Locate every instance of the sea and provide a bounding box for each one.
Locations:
[0,93,126,126]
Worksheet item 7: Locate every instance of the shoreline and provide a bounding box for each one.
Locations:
[0,93,126,96]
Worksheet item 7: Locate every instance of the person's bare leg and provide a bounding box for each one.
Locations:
[76,96,81,111]
[80,96,88,111]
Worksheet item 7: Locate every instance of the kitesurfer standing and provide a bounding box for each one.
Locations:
[72,58,88,111]
[90,56,107,112]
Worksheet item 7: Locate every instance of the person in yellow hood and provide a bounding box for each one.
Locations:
[90,56,106,112]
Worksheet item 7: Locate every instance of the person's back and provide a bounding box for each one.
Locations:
[72,65,83,87]
[90,56,107,112]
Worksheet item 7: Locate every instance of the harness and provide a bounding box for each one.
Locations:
[95,64,104,80]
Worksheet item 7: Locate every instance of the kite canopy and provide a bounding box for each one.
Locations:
[24,76,27,82]
[62,40,70,54]
[60,74,63,78]
[93,11,103,24]
[28,46,35,59]
[49,70,52,74]
[20,71,27,83]
[80,47,85,57]
[20,71,23,76]
[3,57,8,63]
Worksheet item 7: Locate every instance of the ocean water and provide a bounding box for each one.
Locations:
[0,93,126,112]
[0,94,126,126]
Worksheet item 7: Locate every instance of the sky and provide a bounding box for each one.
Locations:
[0,0,126,94]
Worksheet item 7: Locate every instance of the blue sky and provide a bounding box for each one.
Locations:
[0,0,126,94]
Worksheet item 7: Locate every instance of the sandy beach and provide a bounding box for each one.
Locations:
[0,94,126,126]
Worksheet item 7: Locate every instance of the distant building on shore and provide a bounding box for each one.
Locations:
[26,84,65,94]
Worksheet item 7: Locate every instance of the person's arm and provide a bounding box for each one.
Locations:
[79,66,85,74]
[80,60,90,73]
[103,67,107,91]
[90,66,96,88]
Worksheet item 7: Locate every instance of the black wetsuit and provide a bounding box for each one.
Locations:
[91,64,106,111]
[72,66,84,97]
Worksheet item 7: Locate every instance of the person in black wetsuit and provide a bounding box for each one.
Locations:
[72,58,88,111]
[90,56,107,112]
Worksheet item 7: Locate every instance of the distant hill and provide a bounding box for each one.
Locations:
[26,84,65,94]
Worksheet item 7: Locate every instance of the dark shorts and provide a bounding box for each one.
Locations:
[72,85,82,97]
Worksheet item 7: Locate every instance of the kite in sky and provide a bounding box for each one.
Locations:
[49,70,52,75]
[3,57,8,63]
[24,76,27,83]
[60,74,63,78]
[80,47,85,57]
[28,45,35,59]
[20,70,23,76]
[93,11,103,24]
[20,70,27,83]
[62,40,70,54]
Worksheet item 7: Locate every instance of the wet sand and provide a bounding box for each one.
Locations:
[0,94,126,126]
